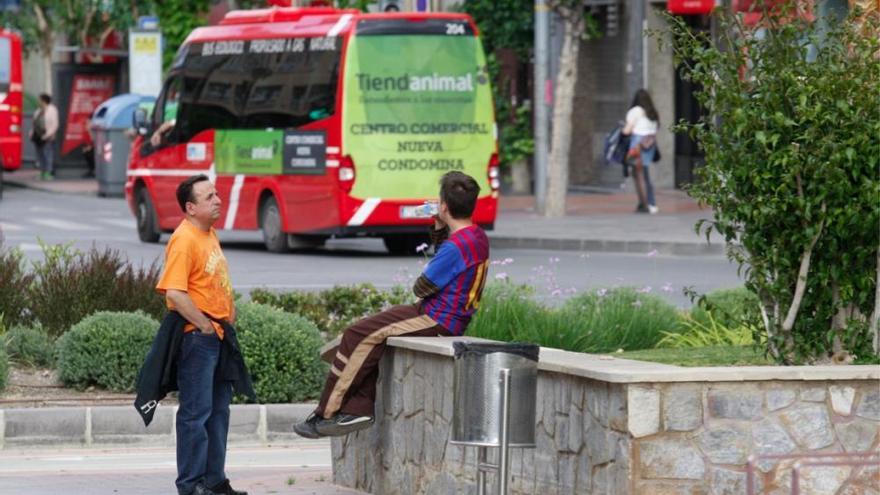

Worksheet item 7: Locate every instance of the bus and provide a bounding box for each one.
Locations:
[0,29,23,200]
[126,6,499,254]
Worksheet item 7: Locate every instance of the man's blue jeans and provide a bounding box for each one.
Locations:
[176,331,232,495]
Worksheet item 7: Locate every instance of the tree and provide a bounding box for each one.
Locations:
[667,3,880,364]
[543,2,597,217]
[1,0,144,95]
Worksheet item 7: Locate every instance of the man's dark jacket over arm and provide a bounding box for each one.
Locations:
[134,311,256,426]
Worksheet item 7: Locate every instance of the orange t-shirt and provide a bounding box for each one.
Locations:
[156,219,233,339]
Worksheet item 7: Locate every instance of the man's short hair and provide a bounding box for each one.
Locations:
[38,93,51,104]
[439,171,480,219]
[176,174,210,212]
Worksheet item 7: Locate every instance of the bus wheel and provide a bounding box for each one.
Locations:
[135,188,161,243]
[260,196,288,253]
[383,234,429,256]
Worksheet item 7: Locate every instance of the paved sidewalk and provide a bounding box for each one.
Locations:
[4,167,725,255]
[0,444,365,495]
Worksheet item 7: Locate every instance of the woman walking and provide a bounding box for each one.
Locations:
[623,89,659,214]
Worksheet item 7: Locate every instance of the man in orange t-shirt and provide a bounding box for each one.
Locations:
[156,174,245,495]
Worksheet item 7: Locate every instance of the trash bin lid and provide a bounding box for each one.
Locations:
[453,342,539,362]
[91,93,156,129]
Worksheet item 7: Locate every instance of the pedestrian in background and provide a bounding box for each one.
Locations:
[31,93,59,181]
[153,174,251,495]
[294,171,490,439]
[623,89,660,214]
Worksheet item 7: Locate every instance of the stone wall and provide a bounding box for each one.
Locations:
[328,338,880,495]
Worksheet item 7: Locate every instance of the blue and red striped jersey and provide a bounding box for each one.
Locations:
[421,225,490,336]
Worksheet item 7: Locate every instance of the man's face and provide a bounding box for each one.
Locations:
[438,199,451,224]
[186,180,222,224]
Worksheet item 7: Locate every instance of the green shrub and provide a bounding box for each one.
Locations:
[689,287,763,331]
[29,242,165,337]
[467,284,681,353]
[5,324,55,367]
[235,302,326,403]
[251,283,412,338]
[57,311,158,392]
[0,238,35,327]
[657,312,755,349]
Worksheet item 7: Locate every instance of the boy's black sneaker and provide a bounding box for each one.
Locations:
[293,413,324,439]
[315,413,374,437]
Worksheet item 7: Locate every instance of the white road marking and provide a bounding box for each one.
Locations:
[97,218,136,229]
[31,219,101,231]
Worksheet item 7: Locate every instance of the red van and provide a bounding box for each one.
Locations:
[125,6,499,253]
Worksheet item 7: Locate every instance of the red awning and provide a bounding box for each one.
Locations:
[667,0,716,15]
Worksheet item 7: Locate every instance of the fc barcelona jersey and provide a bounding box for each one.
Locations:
[421,225,490,336]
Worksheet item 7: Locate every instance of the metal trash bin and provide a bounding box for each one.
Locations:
[451,342,539,447]
[91,94,155,197]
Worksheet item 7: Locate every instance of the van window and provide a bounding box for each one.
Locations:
[0,38,10,89]
[175,38,341,142]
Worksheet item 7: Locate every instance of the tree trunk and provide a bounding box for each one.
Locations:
[33,4,53,95]
[545,12,581,218]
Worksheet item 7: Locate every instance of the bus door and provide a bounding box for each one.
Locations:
[142,75,190,228]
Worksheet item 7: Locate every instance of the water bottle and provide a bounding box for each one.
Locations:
[417,201,439,218]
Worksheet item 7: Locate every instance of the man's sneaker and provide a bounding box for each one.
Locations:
[208,479,247,495]
[293,413,324,439]
[315,413,374,437]
[648,205,659,215]
[191,484,212,495]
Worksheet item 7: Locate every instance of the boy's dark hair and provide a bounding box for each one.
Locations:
[439,171,480,219]
[176,174,210,212]
[38,93,51,104]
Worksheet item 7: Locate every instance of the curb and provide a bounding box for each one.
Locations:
[488,235,726,256]
[0,403,316,448]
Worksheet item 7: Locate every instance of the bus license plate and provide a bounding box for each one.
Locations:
[400,206,429,219]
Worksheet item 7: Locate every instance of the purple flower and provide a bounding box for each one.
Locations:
[646,249,659,257]
[551,289,562,297]
[495,272,508,280]
[662,283,674,293]
[637,286,652,294]
[596,288,608,297]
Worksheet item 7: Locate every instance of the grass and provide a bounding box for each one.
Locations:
[618,345,773,367]
[466,284,682,354]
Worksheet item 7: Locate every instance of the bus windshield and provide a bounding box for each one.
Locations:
[173,37,342,142]
[343,18,495,200]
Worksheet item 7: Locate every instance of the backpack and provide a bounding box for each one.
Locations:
[603,123,630,166]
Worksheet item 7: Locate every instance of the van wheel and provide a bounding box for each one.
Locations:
[383,234,429,256]
[136,188,160,243]
[261,196,288,253]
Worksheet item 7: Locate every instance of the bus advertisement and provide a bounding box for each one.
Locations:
[126,7,499,254]
[0,29,23,199]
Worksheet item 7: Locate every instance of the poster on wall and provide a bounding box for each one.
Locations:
[61,73,115,155]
